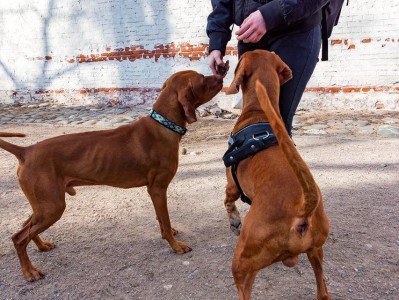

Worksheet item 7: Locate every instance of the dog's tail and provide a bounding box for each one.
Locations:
[0,133,26,161]
[255,81,319,216]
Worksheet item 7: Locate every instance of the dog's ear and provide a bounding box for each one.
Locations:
[278,62,293,86]
[178,86,197,124]
[225,58,245,95]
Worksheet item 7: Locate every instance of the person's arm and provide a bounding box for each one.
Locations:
[237,0,329,43]
[258,0,329,32]
[206,0,234,55]
[206,0,234,75]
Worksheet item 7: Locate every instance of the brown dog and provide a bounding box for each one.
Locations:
[0,70,223,281]
[224,50,330,299]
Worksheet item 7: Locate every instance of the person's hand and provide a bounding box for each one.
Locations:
[236,10,266,43]
[209,50,229,77]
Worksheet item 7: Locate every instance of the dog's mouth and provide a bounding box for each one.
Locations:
[211,76,224,91]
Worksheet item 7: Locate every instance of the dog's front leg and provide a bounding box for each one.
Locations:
[225,169,242,236]
[147,185,192,254]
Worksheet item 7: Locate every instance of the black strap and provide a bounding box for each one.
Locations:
[231,163,252,205]
[223,122,277,168]
[223,122,278,205]
[321,5,329,61]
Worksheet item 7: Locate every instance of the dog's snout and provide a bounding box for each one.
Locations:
[216,75,224,83]
[205,75,224,90]
[213,75,224,85]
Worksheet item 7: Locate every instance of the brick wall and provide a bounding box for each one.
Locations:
[0,0,398,110]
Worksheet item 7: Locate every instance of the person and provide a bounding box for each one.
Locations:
[207,0,330,136]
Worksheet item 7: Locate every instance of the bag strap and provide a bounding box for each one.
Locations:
[321,5,329,61]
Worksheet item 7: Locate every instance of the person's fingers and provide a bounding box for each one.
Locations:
[209,50,224,75]
[209,55,217,73]
[210,64,218,75]
[236,27,255,41]
[209,60,218,75]
[215,56,224,66]
[235,21,251,36]
[236,11,266,43]
[245,31,262,43]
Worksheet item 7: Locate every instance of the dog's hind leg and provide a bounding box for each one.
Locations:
[147,184,192,254]
[22,216,56,252]
[307,247,330,300]
[13,178,66,281]
[233,267,258,300]
[232,236,264,300]
[232,209,276,300]
[225,170,241,235]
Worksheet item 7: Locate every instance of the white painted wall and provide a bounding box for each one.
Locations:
[0,0,398,110]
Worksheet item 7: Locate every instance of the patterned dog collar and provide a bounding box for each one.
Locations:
[149,110,187,135]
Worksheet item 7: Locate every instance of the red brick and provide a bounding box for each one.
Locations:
[343,87,361,93]
[331,39,342,45]
[373,86,390,92]
[362,87,371,92]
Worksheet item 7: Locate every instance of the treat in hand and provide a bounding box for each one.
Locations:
[215,60,229,77]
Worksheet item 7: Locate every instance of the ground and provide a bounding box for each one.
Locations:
[0,114,398,300]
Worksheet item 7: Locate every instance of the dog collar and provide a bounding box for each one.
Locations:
[149,110,187,135]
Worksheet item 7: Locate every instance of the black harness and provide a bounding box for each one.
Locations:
[222,122,277,205]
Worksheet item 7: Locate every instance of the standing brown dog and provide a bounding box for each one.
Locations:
[0,70,223,281]
[223,50,330,300]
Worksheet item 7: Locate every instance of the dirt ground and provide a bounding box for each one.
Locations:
[0,117,398,300]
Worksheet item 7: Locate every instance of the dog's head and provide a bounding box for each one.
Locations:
[225,50,292,96]
[161,71,223,124]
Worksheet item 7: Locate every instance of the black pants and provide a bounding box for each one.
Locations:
[238,26,322,135]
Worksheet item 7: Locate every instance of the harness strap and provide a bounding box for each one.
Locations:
[231,163,252,205]
[223,122,277,205]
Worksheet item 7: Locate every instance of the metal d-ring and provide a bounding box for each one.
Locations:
[252,131,270,141]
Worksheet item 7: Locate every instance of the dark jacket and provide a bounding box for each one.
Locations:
[207,0,329,55]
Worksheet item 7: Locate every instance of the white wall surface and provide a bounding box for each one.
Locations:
[0,0,398,110]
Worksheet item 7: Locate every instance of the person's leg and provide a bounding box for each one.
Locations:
[268,26,321,135]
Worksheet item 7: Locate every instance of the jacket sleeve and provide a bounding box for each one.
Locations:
[206,0,234,55]
[259,0,330,32]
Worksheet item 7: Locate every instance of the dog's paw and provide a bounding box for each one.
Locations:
[173,241,192,254]
[37,240,56,252]
[229,219,242,236]
[23,265,45,282]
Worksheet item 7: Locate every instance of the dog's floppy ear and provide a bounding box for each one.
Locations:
[278,62,293,86]
[178,86,197,124]
[225,58,245,95]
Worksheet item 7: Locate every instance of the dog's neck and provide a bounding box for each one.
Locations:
[233,80,280,133]
[233,92,269,134]
[152,93,188,133]
[234,109,267,134]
